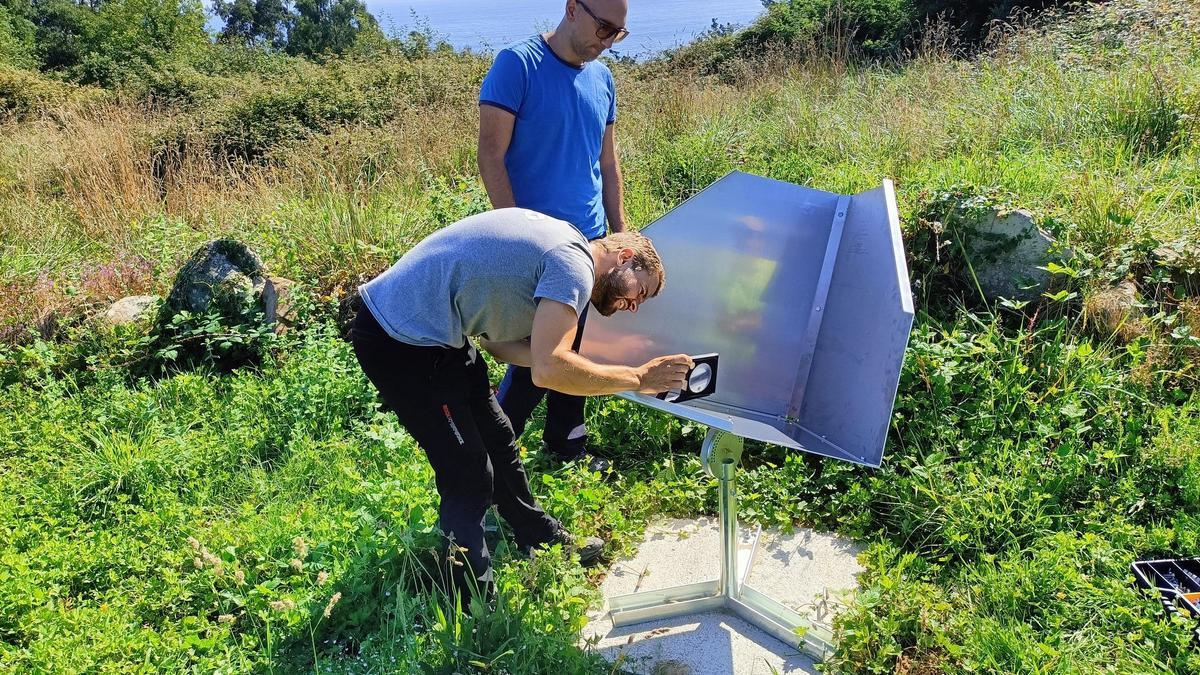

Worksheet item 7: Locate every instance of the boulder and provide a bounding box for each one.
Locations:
[102,295,160,326]
[262,276,298,333]
[1083,280,1145,342]
[164,239,267,318]
[955,207,1059,302]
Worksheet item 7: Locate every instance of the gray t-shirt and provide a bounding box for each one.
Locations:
[360,208,595,348]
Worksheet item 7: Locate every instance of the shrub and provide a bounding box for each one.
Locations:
[670,0,1090,74]
[0,5,36,69]
[77,0,208,86]
[661,0,915,77]
[757,0,916,57]
[152,54,478,163]
[0,64,104,119]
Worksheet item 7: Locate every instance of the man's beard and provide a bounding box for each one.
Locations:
[591,267,626,316]
[573,35,602,62]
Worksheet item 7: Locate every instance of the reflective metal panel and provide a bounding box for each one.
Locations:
[795,181,914,465]
[580,171,913,467]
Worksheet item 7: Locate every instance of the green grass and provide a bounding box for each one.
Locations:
[0,321,647,672]
[3,0,1200,672]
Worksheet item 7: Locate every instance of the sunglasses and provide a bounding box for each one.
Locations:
[575,0,630,44]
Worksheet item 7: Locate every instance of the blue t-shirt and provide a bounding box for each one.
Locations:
[479,35,617,240]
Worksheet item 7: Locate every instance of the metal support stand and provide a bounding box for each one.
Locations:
[605,428,834,660]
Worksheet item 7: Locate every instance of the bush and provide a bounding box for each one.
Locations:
[0,64,105,119]
[75,0,208,86]
[0,5,36,69]
[759,0,915,57]
[910,0,1073,42]
[153,54,481,163]
[669,0,1089,74]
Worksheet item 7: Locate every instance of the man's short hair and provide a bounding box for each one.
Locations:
[595,231,665,296]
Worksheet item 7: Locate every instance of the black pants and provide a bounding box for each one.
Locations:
[496,305,589,458]
[350,309,559,596]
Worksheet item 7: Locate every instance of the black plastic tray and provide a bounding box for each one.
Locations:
[1132,557,1200,642]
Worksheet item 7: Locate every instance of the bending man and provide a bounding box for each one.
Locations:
[350,207,690,599]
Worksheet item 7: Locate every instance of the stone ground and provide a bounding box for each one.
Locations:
[582,518,864,675]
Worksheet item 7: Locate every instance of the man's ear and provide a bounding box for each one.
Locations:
[617,247,635,264]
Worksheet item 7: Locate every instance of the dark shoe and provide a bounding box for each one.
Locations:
[525,525,605,568]
[550,445,613,475]
[553,526,606,567]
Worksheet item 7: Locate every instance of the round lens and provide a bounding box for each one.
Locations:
[687,363,712,394]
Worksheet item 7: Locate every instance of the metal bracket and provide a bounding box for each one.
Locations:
[789,194,851,418]
[606,427,834,661]
[701,428,743,479]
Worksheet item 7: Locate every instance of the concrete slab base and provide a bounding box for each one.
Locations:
[583,518,864,675]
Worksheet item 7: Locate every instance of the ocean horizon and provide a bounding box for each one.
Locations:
[205,1,767,60]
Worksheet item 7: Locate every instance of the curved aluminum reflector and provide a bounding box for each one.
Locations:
[580,171,913,467]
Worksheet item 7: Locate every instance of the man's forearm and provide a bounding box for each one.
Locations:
[601,161,627,233]
[479,152,517,209]
[532,350,641,396]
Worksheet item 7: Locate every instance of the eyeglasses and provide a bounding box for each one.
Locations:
[575,0,630,44]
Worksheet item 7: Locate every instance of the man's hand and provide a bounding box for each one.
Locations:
[635,354,693,395]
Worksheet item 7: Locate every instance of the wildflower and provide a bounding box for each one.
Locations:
[194,546,223,576]
[445,542,468,567]
[269,599,295,613]
[234,569,246,585]
[290,558,304,572]
[187,536,201,551]
[323,592,342,619]
[292,536,309,559]
[218,614,236,624]
[317,571,329,586]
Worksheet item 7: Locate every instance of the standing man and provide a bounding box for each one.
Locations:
[478,0,631,469]
[351,208,690,600]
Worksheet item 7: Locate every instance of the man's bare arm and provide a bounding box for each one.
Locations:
[478,337,532,367]
[529,300,691,396]
[478,104,518,209]
[600,123,627,233]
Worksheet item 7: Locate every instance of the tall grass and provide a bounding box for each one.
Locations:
[2,1,1196,301]
[2,1,1200,672]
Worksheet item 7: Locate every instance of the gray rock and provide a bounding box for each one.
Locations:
[164,239,266,318]
[956,207,1058,301]
[262,276,298,333]
[102,295,160,325]
[1084,280,1145,342]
